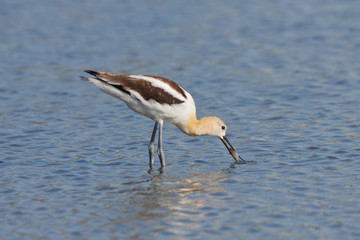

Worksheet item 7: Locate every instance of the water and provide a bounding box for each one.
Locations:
[1,0,360,239]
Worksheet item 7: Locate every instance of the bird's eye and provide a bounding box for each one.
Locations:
[221,126,225,130]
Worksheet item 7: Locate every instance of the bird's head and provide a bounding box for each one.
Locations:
[198,116,245,163]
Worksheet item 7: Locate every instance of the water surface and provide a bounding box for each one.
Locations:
[1,0,360,239]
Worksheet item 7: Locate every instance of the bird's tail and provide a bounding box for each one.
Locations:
[80,75,104,87]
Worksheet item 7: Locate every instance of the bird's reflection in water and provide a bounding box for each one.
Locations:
[106,169,233,234]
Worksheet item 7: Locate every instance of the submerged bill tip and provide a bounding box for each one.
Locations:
[230,149,239,161]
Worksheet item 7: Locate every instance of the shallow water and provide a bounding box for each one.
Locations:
[1,0,360,239]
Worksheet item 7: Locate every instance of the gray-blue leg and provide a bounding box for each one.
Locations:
[148,122,158,169]
[157,123,165,168]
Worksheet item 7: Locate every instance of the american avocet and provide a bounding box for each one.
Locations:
[81,70,244,169]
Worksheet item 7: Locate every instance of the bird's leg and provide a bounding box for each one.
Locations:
[157,123,165,169]
[148,122,158,169]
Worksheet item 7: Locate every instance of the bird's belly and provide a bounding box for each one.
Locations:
[125,100,189,124]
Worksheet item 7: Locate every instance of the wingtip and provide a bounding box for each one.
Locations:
[84,69,98,76]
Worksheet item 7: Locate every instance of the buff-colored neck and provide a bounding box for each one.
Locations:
[185,114,217,136]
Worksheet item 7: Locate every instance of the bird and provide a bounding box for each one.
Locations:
[81,69,245,169]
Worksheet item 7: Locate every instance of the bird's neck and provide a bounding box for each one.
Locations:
[185,115,213,136]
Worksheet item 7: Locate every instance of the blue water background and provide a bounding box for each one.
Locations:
[1,0,360,239]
